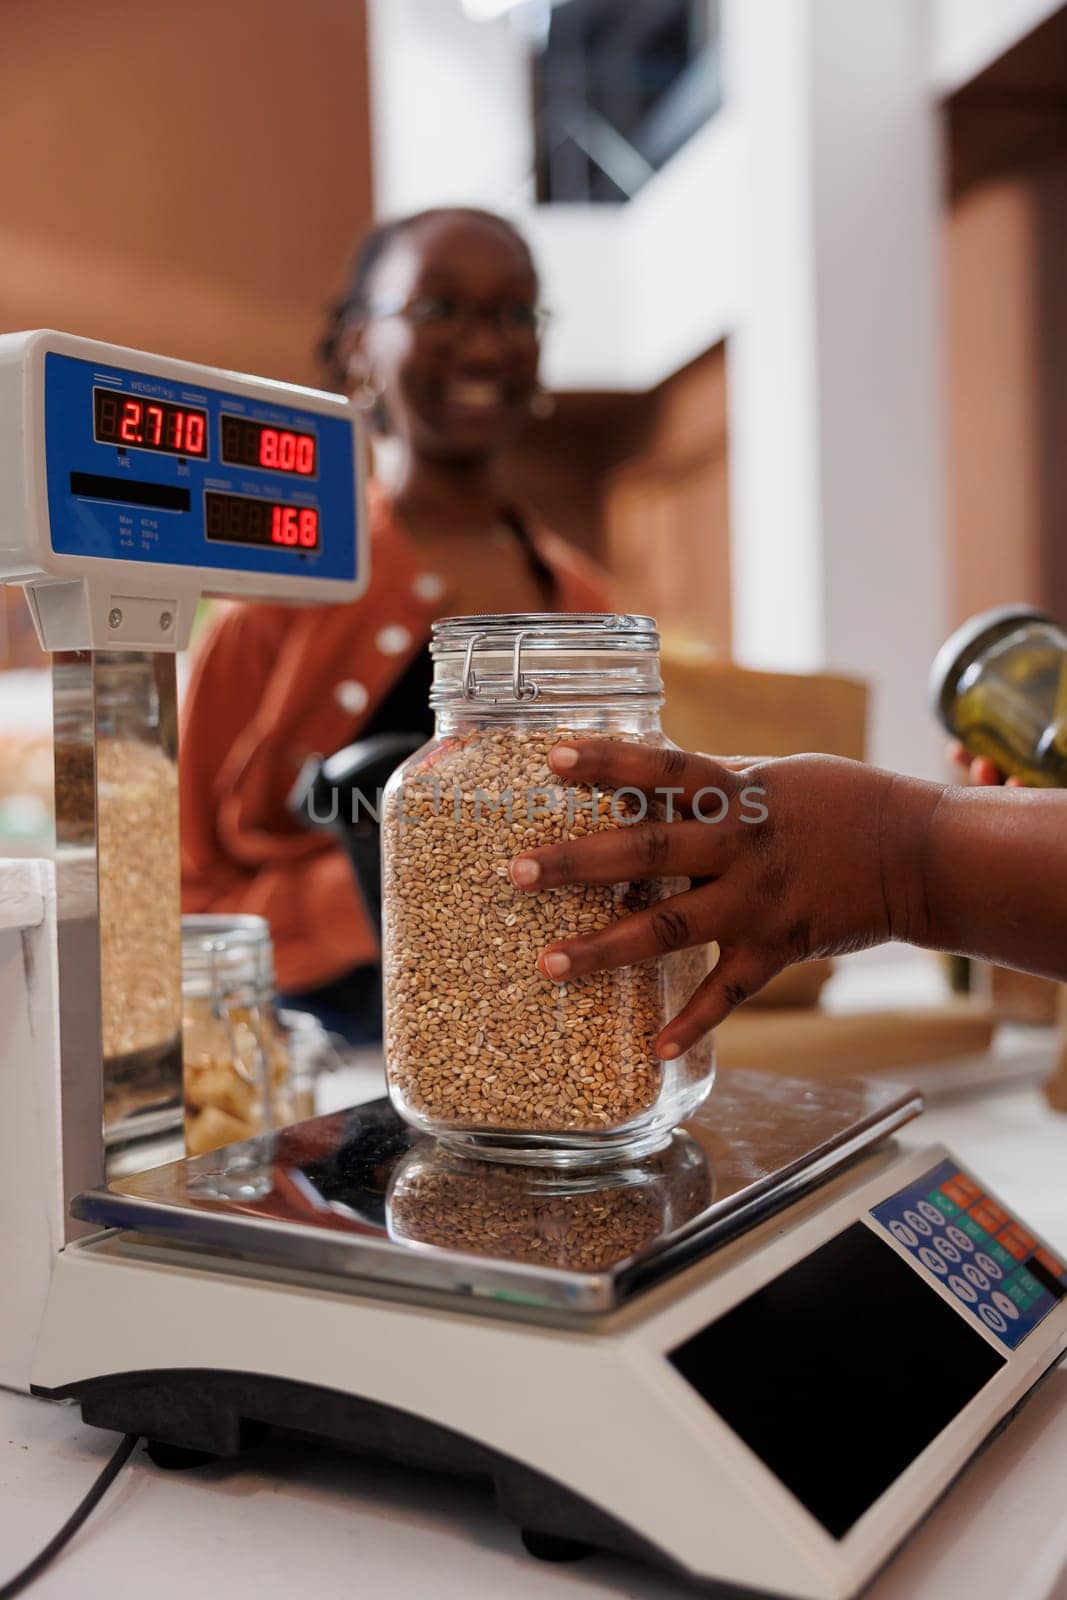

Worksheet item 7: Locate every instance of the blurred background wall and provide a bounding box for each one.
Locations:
[0,0,373,381]
[945,9,1067,627]
[2,0,1067,779]
[0,0,372,670]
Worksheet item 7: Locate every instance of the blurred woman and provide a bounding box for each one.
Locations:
[181,207,611,1039]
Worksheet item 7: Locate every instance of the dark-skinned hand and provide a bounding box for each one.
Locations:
[508,741,936,1060]
[510,740,1067,1058]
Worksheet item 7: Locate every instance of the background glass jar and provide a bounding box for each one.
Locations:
[53,652,184,1146]
[930,605,1067,786]
[381,613,716,1167]
[181,914,294,1156]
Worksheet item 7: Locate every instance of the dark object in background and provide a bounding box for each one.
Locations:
[534,0,722,203]
[290,733,423,932]
[286,650,434,1044]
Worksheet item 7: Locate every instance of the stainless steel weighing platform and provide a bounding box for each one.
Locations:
[70,1070,922,1314]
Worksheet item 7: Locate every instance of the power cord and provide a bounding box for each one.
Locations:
[0,1433,140,1599]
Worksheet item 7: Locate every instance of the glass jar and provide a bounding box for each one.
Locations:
[53,652,184,1144]
[387,1131,713,1271]
[381,613,716,1167]
[182,914,294,1156]
[280,1007,343,1120]
[930,606,1067,787]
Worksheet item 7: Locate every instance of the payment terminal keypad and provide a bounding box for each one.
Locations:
[871,1159,1067,1350]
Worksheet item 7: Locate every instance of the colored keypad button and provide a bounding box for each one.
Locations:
[999,1225,1036,1259]
[970,1200,1008,1232]
[1017,1267,1049,1305]
[1035,1248,1066,1282]
[872,1160,1059,1353]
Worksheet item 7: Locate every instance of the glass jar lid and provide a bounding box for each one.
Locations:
[182,913,276,1002]
[430,612,661,709]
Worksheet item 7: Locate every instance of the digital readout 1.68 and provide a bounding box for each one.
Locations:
[204,491,320,550]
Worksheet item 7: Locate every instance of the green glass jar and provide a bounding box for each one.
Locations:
[930,606,1067,787]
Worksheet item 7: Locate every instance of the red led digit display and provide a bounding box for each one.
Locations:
[220,414,317,477]
[269,505,320,547]
[93,389,208,458]
[204,491,320,551]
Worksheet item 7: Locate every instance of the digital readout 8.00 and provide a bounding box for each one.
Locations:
[220,414,317,476]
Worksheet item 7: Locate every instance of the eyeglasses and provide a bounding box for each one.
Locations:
[369,295,552,343]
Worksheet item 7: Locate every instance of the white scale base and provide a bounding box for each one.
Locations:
[29,1078,1067,1600]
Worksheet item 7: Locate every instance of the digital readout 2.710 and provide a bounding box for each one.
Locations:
[93,389,207,457]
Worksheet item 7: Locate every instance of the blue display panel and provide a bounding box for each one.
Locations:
[871,1159,1067,1351]
[44,353,358,582]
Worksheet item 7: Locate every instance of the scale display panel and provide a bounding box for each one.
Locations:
[43,351,356,582]
[871,1157,1067,1350]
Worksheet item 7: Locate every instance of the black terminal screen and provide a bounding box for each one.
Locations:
[669,1223,1005,1539]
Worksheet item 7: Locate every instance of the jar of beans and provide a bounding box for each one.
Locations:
[381,614,716,1167]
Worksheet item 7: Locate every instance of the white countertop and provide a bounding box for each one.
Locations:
[3,951,1066,1600]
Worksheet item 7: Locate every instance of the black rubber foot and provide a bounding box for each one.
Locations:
[145,1440,215,1471]
[521,1529,594,1563]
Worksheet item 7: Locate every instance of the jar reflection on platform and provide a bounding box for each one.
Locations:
[387,1130,713,1273]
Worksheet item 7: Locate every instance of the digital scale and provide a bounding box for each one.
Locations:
[2,332,1066,1600]
[0,328,364,649]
